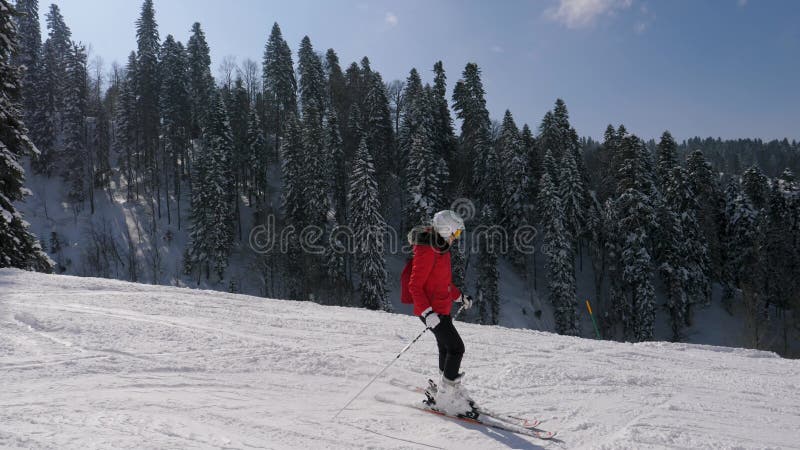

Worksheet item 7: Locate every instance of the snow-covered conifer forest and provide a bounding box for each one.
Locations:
[3,0,799,357]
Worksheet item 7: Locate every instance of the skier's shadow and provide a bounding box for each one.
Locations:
[449,420,563,449]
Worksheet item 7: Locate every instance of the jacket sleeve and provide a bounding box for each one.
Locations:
[409,245,434,313]
[449,283,462,301]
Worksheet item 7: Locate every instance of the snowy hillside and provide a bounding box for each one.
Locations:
[1,269,798,449]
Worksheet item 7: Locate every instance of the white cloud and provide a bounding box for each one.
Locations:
[546,0,633,28]
[634,21,647,34]
[738,0,748,6]
[490,45,505,54]
[385,12,398,27]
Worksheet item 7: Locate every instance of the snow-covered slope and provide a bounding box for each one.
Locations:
[1,269,798,449]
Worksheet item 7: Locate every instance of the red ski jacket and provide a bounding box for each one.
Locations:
[409,243,462,316]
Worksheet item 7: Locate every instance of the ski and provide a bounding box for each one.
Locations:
[388,378,544,429]
[375,393,557,440]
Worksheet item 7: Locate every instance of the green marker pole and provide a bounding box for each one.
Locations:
[586,300,601,339]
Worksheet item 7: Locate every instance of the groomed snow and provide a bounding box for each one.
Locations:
[1,268,798,449]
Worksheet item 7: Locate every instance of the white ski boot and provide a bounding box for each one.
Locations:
[431,373,477,417]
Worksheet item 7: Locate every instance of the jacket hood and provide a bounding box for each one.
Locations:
[407,225,450,252]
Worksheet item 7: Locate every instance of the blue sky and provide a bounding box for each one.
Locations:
[41,0,799,141]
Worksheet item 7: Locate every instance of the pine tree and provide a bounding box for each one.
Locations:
[656,131,678,189]
[497,110,528,246]
[30,4,71,175]
[538,171,578,335]
[301,105,330,232]
[741,164,769,210]
[186,22,214,140]
[246,108,268,205]
[597,124,621,203]
[452,63,492,199]
[326,110,347,226]
[559,145,585,247]
[297,36,326,115]
[62,42,89,206]
[521,123,539,205]
[11,0,41,129]
[186,93,235,281]
[656,167,689,340]
[431,61,457,189]
[614,134,657,341]
[325,48,347,124]
[0,0,53,272]
[159,34,190,228]
[719,180,740,310]
[764,182,797,326]
[538,111,560,180]
[228,77,251,240]
[281,114,306,230]
[115,52,139,200]
[135,0,161,191]
[349,138,389,311]
[405,119,441,226]
[363,72,395,184]
[476,204,500,325]
[686,149,724,282]
[398,68,424,168]
[280,114,305,299]
[263,23,296,144]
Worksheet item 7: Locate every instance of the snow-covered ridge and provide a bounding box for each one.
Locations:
[1,268,798,449]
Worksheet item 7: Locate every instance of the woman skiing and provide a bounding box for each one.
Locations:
[407,209,475,415]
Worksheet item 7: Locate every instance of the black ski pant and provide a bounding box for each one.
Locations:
[420,314,464,380]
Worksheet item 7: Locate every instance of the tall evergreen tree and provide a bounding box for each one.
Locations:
[263,23,296,144]
[297,36,326,115]
[613,134,657,341]
[741,164,769,210]
[349,138,389,311]
[476,204,500,325]
[521,123,539,205]
[326,110,347,225]
[186,22,214,140]
[431,61,457,189]
[324,48,347,124]
[559,144,585,247]
[405,116,441,226]
[246,108,268,205]
[597,124,621,203]
[686,149,724,282]
[363,72,395,184]
[398,68,424,166]
[497,110,528,242]
[62,42,89,206]
[134,0,161,190]
[11,0,41,129]
[452,63,492,200]
[159,34,190,228]
[656,131,678,189]
[0,0,53,272]
[656,167,690,340]
[186,93,235,281]
[538,171,578,335]
[228,77,251,240]
[280,114,306,299]
[30,4,71,175]
[115,52,140,200]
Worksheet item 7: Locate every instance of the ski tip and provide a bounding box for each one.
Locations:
[536,431,557,439]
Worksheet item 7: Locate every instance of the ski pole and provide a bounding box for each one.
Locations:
[586,300,601,339]
[332,304,465,420]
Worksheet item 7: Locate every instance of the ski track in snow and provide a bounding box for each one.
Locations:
[1,269,798,450]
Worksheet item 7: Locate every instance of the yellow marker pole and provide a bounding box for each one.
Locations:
[586,300,601,339]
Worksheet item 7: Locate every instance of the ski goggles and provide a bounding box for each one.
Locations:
[452,228,463,239]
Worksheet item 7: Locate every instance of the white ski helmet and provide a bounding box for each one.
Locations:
[432,210,465,240]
